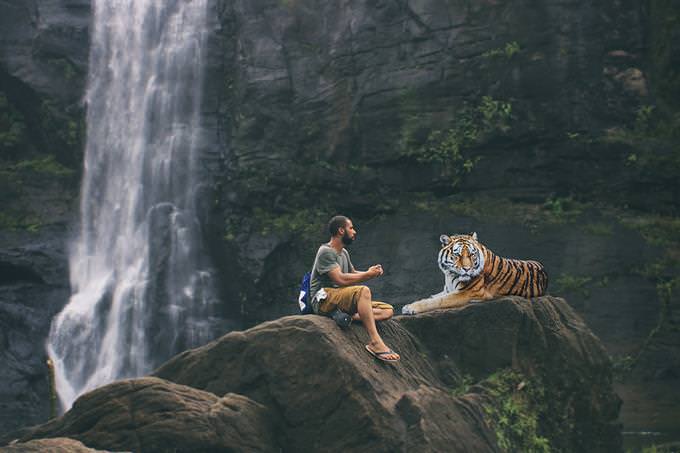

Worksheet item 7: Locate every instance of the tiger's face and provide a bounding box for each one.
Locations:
[438,233,484,282]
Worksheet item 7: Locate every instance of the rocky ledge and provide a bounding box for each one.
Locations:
[1,296,621,452]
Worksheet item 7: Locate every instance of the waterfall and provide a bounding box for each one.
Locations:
[47,0,222,411]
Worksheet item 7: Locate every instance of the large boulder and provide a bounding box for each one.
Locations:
[155,296,620,452]
[5,377,276,453]
[153,311,498,452]
[1,296,621,452]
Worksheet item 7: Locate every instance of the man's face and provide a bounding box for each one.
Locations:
[340,220,356,246]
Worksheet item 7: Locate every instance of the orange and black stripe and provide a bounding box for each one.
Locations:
[481,246,548,298]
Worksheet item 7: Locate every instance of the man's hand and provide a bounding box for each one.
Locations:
[328,264,383,286]
[368,264,383,277]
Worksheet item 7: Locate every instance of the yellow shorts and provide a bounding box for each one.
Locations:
[318,286,393,315]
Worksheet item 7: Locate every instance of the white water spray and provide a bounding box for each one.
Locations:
[48,0,221,410]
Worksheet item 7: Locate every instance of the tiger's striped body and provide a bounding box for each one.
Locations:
[402,233,548,315]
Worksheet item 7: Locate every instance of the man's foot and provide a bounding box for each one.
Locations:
[365,342,400,362]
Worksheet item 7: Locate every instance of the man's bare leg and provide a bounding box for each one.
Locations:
[352,307,393,322]
[357,287,399,361]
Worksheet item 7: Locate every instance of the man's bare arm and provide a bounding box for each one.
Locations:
[328,265,382,286]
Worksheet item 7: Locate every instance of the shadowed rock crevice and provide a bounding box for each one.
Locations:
[0,262,44,286]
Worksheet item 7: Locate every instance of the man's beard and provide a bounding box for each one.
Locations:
[341,232,354,246]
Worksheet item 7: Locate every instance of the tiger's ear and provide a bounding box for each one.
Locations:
[440,235,451,246]
[470,232,478,241]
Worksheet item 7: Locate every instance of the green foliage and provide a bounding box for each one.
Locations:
[225,207,327,241]
[0,93,27,151]
[478,96,513,132]
[602,104,680,192]
[401,96,512,185]
[582,222,613,236]
[482,369,551,453]
[41,99,84,148]
[0,91,80,232]
[617,210,680,373]
[451,374,474,396]
[5,155,75,178]
[604,107,680,145]
[621,215,680,248]
[0,211,43,232]
[644,277,680,343]
[410,194,598,235]
[649,0,680,112]
[541,196,584,224]
[47,58,78,81]
[611,354,636,382]
[553,273,592,298]
[253,207,327,237]
[635,105,656,135]
[483,41,521,59]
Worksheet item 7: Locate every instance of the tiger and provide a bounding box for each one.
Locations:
[401,232,548,315]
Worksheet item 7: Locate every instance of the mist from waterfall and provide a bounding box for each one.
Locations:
[47,0,222,411]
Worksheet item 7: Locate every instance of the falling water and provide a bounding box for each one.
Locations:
[47,0,221,410]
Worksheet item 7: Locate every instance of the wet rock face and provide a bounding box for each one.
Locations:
[0,3,88,440]
[0,229,70,437]
[214,0,645,200]
[0,0,90,101]
[0,0,671,441]
[209,0,656,323]
[6,297,621,452]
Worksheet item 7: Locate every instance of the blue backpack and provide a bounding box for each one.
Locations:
[297,272,313,314]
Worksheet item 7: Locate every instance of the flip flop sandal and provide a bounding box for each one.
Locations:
[365,344,400,362]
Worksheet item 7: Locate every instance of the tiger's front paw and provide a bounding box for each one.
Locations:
[401,303,418,315]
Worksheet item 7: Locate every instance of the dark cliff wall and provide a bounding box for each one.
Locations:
[0,0,678,441]
[206,0,679,439]
[0,0,89,435]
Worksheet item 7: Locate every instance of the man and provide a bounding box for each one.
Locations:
[309,215,400,362]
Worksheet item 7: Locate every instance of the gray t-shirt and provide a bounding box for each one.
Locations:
[309,244,355,313]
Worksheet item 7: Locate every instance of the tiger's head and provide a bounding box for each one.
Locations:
[438,232,485,282]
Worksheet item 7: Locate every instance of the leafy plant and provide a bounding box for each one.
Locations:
[47,58,78,81]
[553,273,592,298]
[225,207,327,242]
[0,211,44,232]
[9,155,75,177]
[483,41,521,59]
[0,93,27,151]
[541,196,584,224]
[611,355,635,382]
[402,96,512,186]
[582,222,613,236]
[483,369,551,453]
[451,374,475,396]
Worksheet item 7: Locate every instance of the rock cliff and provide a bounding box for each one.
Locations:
[0,0,91,433]
[0,0,678,442]
[2,297,622,452]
